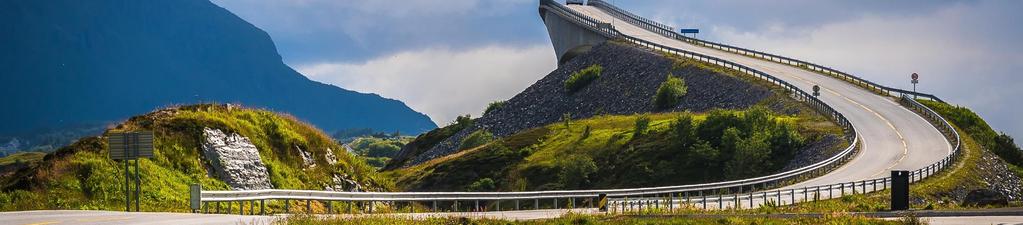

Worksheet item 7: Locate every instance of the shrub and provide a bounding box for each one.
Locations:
[466,178,497,191]
[634,115,651,137]
[459,129,495,150]
[652,74,688,109]
[564,64,603,93]
[483,100,506,115]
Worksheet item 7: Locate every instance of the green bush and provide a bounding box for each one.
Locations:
[564,64,603,93]
[459,129,495,150]
[466,178,497,191]
[633,115,651,137]
[652,74,688,109]
[484,100,506,115]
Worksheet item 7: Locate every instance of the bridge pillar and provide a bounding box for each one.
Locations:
[540,4,609,65]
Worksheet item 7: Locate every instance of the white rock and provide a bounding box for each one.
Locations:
[201,127,273,190]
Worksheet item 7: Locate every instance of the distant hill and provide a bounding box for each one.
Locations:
[0,104,390,211]
[0,0,437,152]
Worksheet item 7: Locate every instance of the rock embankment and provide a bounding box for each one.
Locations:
[396,42,774,168]
[201,127,273,190]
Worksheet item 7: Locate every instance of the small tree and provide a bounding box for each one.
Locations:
[653,74,688,109]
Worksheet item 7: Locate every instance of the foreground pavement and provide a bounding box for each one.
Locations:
[4,209,1022,224]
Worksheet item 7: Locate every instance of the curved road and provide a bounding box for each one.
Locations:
[566,4,951,189]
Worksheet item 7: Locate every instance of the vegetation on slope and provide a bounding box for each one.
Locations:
[346,136,412,168]
[918,100,1023,169]
[383,115,474,170]
[748,100,1023,213]
[389,106,842,192]
[652,74,688,109]
[564,64,603,93]
[0,152,45,167]
[0,104,388,211]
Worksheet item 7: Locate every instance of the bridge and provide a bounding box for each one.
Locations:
[190,0,960,215]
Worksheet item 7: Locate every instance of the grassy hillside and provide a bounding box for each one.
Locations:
[389,105,844,191]
[346,136,414,168]
[0,104,389,211]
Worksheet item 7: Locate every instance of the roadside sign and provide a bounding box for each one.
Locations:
[108,131,154,160]
[813,85,821,97]
[598,193,608,212]
[911,73,919,84]
[106,130,154,212]
[679,28,699,34]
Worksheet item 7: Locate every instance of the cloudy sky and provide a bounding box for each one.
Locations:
[212,0,1022,144]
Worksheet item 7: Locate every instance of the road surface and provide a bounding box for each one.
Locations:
[567,4,951,190]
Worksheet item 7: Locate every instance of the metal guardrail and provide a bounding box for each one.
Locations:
[190,0,960,215]
[586,0,945,103]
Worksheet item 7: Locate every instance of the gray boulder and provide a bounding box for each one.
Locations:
[201,127,273,190]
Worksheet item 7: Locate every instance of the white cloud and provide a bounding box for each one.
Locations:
[299,45,557,125]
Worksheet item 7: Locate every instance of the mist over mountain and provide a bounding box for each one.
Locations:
[0,0,437,150]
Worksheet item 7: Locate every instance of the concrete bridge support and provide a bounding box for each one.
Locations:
[540,6,608,65]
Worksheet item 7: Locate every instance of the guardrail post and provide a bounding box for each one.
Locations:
[284,199,289,213]
[475,200,480,212]
[534,199,539,210]
[369,201,375,214]
[326,201,332,214]
[227,201,232,214]
[515,200,519,210]
[306,200,311,214]
[260,200,265,215]
[216,201,221,214]
[701,191,706,210]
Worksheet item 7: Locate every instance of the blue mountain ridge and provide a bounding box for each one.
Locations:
[0,0,437,150]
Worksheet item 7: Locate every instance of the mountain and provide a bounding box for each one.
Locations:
[0,0,437,151]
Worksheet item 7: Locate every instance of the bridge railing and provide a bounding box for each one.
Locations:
[586,0,944,102]
[190,0,962,215]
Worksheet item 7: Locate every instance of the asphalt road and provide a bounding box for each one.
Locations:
[567,4,952,190]
[0,209,597,225]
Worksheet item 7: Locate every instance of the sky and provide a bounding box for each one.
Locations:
[212,0,1022,144]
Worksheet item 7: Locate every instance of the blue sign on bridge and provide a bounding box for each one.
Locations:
[679,28,699,34]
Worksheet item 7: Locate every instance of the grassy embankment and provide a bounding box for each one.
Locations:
[633,99,1023,214]
[388,50,847,193]
[0,104,389,212]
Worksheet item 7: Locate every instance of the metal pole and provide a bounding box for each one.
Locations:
[135,159,140,212]
[260,199,265,215]
[124,133,130,212]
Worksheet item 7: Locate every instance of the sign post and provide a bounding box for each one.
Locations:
[891,170,910,210]
[911,73,919,99]
[812,85,821,97]
[107,131,154,212]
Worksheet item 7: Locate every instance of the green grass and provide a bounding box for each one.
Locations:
[347,136,412,168]
[278,213,912,225]
[0,152,45,166]
[0,104,389,212]
[389,106,841,192]
[564,64,603,93]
